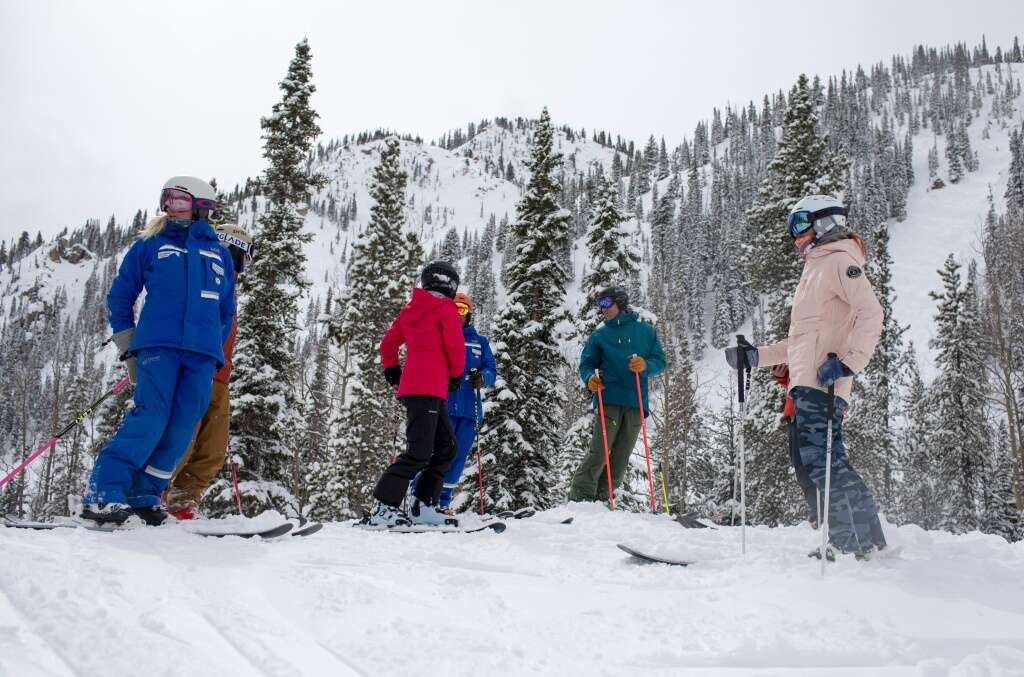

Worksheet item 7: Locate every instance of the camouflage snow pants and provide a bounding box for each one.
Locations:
[792,386,885,553]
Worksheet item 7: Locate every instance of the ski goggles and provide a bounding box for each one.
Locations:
[455,302,471,317]
[597,296,616,309]
[160,188,218,214]
[786,211,816,238]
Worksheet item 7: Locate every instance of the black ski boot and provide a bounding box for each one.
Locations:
[131,505,169,526]
[80,502,133,526]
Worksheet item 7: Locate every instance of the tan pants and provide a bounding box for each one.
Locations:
[167,380,230,506]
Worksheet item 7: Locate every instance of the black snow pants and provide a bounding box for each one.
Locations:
[373,395,457,508]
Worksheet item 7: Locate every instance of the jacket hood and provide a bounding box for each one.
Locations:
[808,237,866,266]
[406,287,453,322]
[462,323,479,338]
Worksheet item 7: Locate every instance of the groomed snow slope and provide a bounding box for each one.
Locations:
[2,506,1022,676]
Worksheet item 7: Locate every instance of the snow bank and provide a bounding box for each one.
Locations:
[1,506,1022,676]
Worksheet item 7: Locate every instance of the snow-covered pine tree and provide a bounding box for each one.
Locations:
[898,343,938,528]
[228,38,326,515]
[477,108,571,511]
[742,73,848,526]
[982,422,1022,542]
[928,256,991,532]
[320,137,424,518]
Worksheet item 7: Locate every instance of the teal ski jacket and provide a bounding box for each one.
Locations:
[578,312,666,416]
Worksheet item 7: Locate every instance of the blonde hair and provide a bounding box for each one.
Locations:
[139,214,169,240]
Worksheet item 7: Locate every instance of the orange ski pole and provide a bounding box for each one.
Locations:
[633,364,657,513]
[594,369,615,511]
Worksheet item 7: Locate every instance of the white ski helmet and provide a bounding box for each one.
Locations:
[160,176,219,219]
[787,194,848,238]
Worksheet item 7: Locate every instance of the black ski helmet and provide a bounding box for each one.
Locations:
[420,260,460,299]
[596,286,629,312]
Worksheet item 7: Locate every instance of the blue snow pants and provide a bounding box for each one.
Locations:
[438,416,479,508]
[792,386,885,553]
[86,348,217,508]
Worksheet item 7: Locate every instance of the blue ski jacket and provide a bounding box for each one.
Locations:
[447,324,497,422]
[108,218,236,368]
[579,311,666,416]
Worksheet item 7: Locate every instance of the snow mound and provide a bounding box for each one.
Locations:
[1,507,1022,676]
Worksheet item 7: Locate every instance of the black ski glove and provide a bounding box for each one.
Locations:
[448,375,462,392]
[468,368,485,389]
[724,336,758,370]
[384,366,402,387]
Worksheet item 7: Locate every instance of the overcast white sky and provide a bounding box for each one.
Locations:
[2,0,1023,242]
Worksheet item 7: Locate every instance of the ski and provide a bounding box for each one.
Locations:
[290,518,324,537]
[353,519,506,534]
[497,507,536,520]
[185,521,294,539]
[674,512,717,529]
[2,515,294,539]
[492,508,573,524]
[617,543,692,567]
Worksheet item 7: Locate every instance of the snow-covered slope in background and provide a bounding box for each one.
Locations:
[1,508,1022,676]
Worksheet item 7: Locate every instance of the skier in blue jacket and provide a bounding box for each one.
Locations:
[438,292,497,510]
[81,176,235,526]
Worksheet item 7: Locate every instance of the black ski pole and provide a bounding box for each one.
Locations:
[820,352,838,576]
[735,334,750,555]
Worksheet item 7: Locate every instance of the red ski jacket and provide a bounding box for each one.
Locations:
[380,288,466,400]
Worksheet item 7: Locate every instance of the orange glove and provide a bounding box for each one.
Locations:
[629,355,646,373]
[587,373,604,392]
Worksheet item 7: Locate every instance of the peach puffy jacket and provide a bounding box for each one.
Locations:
[756,237,883,403]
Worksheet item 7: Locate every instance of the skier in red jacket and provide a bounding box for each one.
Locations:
[367,261,466,528]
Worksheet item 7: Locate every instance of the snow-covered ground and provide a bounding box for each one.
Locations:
[2,506,1022,676]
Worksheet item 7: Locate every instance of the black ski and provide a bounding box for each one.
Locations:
[617,543,692,566]
[2,515,294,539]
[290,518,324,537]
[353,519,506,534]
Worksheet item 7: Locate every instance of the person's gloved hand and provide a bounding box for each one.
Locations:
[724,336,758,370]
[587,373,604,392]
[628,355,646,373]
[770,364,789,380]
[468,369,485,389]
[383,366,402,387]
[817,356,853,387]
[448,375,462,392]
[112,328,137,385]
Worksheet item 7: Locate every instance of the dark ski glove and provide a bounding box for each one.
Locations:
[817,356,853,387]
[383,366,402,387]
[112,328,137,385]
[448,375,462,392]
[724,336,758,370]
[468,368,485,389]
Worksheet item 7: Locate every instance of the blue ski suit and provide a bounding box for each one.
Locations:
[438,324,496,508]
[86,218,235,508]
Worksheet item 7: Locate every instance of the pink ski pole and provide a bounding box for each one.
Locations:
[0,377,131,490]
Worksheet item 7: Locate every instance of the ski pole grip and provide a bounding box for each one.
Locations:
[826,352,837,418]
[735,335,747,403]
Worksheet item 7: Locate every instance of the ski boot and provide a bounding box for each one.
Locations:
[80,502,133,526]
[366,502,411,528]
[409,500,458,527]
[131,505,169,526]
[169,502,202,521]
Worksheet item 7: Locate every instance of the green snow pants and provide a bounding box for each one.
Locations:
[568,404,642,502]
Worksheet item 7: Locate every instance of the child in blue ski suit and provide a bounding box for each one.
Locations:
[439,292,496,509]
[82,176,235,525]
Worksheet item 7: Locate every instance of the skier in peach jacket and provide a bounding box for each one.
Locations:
[726,195,887,559]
